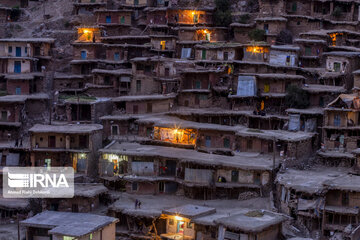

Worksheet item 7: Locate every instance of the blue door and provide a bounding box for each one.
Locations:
[205,136,211,148]
[15,87,21,95]
[106,16,111,23]
[14,61,21,73]
[81,51,87,60]
[16,47,21,57]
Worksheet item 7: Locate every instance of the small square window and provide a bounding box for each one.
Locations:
[187,222,193,229]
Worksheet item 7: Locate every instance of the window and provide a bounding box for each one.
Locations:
[291,2,297,12]
[286,56,291,65]
[334,62,341,72]
[15,87,21,95]
[111,125,119,135]
[187,222,193,229]
[193,14,198,23]
[114,52,120,61]
[120,16,125,24]
[24,47,28,54]
[264,24,269,34]
[104,76,110,85]
[1,111,7,121]
[136,80,141,92]
[160,41,166,50]
[181,48,191,59]
[264,83,270,93]
[169,219,174,225]
[144,65,152,73]
[223,138,230,148]
[81,50,87,60]
[8,46,12,53]
[63,237,75,240]
[342,192,349,206]
[334,114,341,126]
[231,170,239,182]
[305,47,312,56]
[223,52,229,61]
[147,103,152,113]
[132,182,138,191]
[201,49,206,60]
[205,136,211,148]
[195,80,201,89]
[133,105,138,114]
[106,15,111,23]
[247,139,253,150]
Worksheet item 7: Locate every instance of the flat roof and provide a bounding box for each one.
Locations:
[29,124,103,134]
[286,107,324,115]
[5,73,44,80]
[0,38,55,43]
[21,211,118,237]
[136,115,315,142]
[276,167,347,194]
[215,210,287,233]
[100,142,279,170]
[112,94,176,102]
[323,174,360,192]
[270,45,300,51]
[163,204,216,219]
[323,51,360,57]
[0,93,49,103]
[109,192,270,219]
[74,184,108,198]
[302,84,346,93]
[92,68,132,75]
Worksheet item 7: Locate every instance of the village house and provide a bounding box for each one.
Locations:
[104,43,151,63]
[176,27,227,42]
[73,0,107,15]
[21,211,118,240]
[92,68,132,96]
[0,195,29,224]
[258,0,285,17]
[194,43,242,62]
[285,15,321,38]
[54,95,112,123]
[322,174,360,238]
[130,56,184,95]
[269,45,299,67]
[4,72,44,95]
[286,107,324,133]
[215,210,288,240]
[95,9,132,36]
[230,73,305,113]
[0,38,54,74]
[28,123,103,177]
[99,141,276,199]
[53,72,89,91]
[166,7,214,26]
[43,183,108,213]
[310,0,359,22]
[275,167,345,238]
[294,38,327,68]
[231,23,256,44]
[161,205,216,239]
[255,17,287,44]
[144,7,168,26]
[323,93,360,150]
[242,43,270,62]
[112,94,175,114]
[178,68,228,108]
[150,35,177,58]
[100,115,140,141]
[120,0,147,8]
[0,94,49,141]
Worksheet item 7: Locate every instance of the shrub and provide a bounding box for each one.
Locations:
[248,29,266,41]
[213,0,232,27]
[285,85,310,109]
